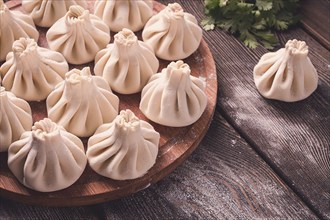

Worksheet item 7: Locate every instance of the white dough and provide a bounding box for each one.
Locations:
[94,28,159,94]
[139,60,207,127]
[0,87,32,152]
[0,38,68,101]
[142,2,202,60]
[46,5,110,64]
[87,109,159,180]
[22,0,87,27]
[8,118,87,192]
[254,39,318,102]
[46,67,119,137]
[94,0,153,32]
[0,1,39,61]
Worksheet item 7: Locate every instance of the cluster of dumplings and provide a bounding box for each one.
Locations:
[0,0,207,192]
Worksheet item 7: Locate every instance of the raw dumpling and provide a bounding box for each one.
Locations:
[140,60,207,127]
[46,5,110,64]
[46,67,119,137]
[253,39,318,102]
[8,118,87,192]
[94,28,159,94]
[0,0,39,61]
[0,38,68,101]
[0,87,32,152]
[94,0,153,32]
[87,109,159,180]
[22,0,87,27]
[142,2,202,60]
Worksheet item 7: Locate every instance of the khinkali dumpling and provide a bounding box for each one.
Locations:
[46,67,119,137]
[0,87,32,152]
[8,118,87,192]
[94,28,159,94]
[46,5,110,64]
[0,1,39,61]
[94,0,153,32]
[254,39,318,102]
[0,38,68,101]
[142,2,202,60]
[22,0,87,27]
[87,109,159,180]
[140,60,207,127]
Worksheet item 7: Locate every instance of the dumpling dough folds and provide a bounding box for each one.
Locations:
[22,0,87,27]
[94,28,159,94]
[8,118,87,192]
[46,67,119,137]
[0,1,39,61]
[0,87,32,152]
[253,39,318,102]
[0,38,68,101]
[46,5,110,64]
[140,60,207,127]
[87,109,159,180]
[142,2,202,60]
[94,0,153,32]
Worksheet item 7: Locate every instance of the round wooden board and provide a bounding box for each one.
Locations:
[0,0,218,206]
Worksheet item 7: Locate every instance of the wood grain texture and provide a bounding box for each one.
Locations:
[0,1,217,206]
[301,0,330,50]
[178,0,330,217]
[0,112,317,219]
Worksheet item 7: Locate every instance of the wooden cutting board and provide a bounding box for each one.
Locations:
[0,0,217,206]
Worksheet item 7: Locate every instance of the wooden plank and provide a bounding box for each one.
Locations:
[182,0,330,217]
[0,113,316,219]
[301,0,330,50]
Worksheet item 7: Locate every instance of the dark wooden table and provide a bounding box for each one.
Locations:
[1,0,329,219]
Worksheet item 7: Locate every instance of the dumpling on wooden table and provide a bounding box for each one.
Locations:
[8,118,87,192]
[46,5,110,64]
[254,39,318,102]
[142,2,202,60]
[140,60,207,127]
[0,38,68,101]
[94,28,159,94]
[46,67,119,137]
[87,109,159,180]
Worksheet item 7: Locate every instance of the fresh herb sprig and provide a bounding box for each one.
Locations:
[202,0,301,49]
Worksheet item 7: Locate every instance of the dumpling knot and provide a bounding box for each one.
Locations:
[67,5,89,23]
[65,67,92,84]
[32,118,60,140]
[116,109,141,132]
[114,28,138,47]
[167,3,184,18]
[12,38,38,58]
[285,39,308,56]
